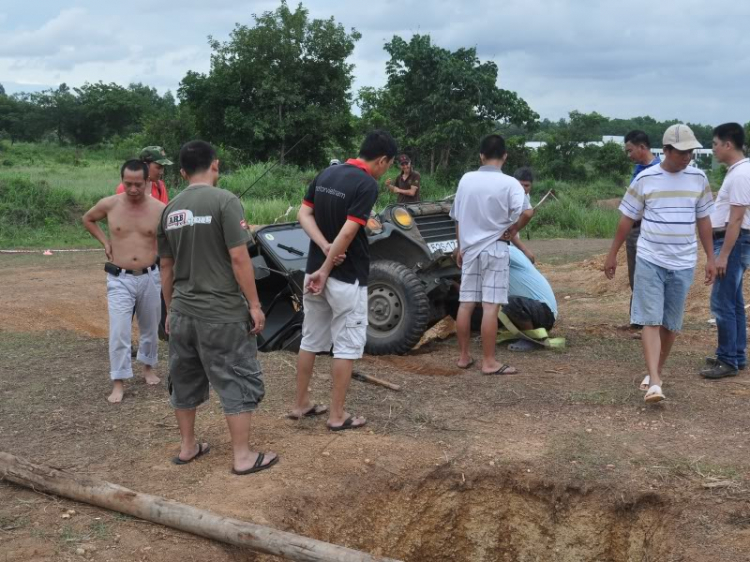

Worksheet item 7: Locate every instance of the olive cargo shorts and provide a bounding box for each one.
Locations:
[168,311,264,415]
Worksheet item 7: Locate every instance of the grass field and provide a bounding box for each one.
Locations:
[0,141,625,248]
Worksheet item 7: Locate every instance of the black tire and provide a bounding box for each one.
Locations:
[365,260,430,355]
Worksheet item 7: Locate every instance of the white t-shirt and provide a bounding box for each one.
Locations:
[522,193,532,212]
[710,159,750,230]
[620,164,713,270]
[449,165,525,263]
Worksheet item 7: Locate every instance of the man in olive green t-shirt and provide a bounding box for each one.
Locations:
[157,140,278,476]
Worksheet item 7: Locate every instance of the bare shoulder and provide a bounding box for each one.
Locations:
[149,197,167,211]
[97,194,122,211]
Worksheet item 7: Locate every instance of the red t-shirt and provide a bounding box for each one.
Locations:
[115,180,169,204]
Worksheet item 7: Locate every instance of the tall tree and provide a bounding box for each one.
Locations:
[179,1,361,166]
[32,84,79,145]
[71,82,144,144]
[359,34,538,175]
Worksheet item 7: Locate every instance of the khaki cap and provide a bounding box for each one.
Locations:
[662,124,702,151]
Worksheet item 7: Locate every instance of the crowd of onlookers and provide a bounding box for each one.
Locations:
[81,119,749,473]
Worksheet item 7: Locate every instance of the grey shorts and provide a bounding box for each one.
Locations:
[168,311,264,415]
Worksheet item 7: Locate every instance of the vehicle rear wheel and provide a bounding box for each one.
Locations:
[365,260,430,355]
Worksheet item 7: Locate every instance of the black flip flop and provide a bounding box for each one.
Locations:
[286,404,329,420]
[172,443,210,465]
[327,415,367,432]
[232,453,280,475]
[457,358,475,370]
[482,364,518,376]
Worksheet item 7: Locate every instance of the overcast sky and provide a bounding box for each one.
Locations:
[2,1,749,126]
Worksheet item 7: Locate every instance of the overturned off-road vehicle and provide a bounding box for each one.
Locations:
[250,200,461,355]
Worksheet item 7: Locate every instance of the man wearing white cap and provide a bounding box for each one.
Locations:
[604,124,716,403]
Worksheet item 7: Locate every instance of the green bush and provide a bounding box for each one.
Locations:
[0,177,85,228]
[528,194,620,238]
[588,142,630,181]
[221,163,314,202]
[0,140,632,247]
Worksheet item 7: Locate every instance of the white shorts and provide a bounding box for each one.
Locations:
[459,241,510,304]
[300,276,368,360]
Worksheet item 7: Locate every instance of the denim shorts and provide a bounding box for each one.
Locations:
[631,257,694,332]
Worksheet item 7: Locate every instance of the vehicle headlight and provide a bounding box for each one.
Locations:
[392,207,413,229]
[366,216,383,234]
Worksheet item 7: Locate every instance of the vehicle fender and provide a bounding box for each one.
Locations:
[368,224,432,268]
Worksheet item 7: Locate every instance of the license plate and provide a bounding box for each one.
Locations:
[428,240,458,254]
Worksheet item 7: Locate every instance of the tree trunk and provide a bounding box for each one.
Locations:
[440,146,451,171]
[0,452,402,562]
[430,148,435,175]
[279,104,285,166]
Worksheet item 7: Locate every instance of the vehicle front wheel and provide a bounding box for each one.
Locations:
[365,260,430,355]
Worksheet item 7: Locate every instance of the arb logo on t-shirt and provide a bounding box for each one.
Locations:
[167,210,190,229]
[166,209,212,230]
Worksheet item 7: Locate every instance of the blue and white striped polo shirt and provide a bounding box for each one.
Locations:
[619,165,714,270]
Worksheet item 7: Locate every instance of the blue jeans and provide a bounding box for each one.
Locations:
[710,233,750,368]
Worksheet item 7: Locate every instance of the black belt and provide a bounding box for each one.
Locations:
[124,264,157,275]
[713,229,750,240]
[105,262,157,276]
[632,221,642,228]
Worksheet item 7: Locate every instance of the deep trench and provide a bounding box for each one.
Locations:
[295,473,672,562]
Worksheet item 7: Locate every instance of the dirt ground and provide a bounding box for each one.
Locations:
[1,240,750,562]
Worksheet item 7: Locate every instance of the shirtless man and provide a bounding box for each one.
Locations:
[83,159,166,403]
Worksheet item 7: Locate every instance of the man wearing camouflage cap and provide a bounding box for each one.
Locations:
[115,147,173,358]
[116,146,172,204]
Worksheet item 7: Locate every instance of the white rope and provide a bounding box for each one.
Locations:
[0,249,104,254]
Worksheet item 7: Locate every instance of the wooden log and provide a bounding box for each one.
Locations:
[352,371,401,392]
[0,452,402,562]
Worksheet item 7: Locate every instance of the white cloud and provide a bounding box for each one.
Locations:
[0,0,749,125]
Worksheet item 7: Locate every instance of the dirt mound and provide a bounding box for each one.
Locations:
[546,248,745,322]
[543,247,629,297]
[300,472,673,562]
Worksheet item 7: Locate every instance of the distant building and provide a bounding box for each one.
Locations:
[523,136,716,169]
[524,141,546,149]
[524,135,624,150]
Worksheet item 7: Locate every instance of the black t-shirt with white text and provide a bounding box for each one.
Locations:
[303,161,378,286]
